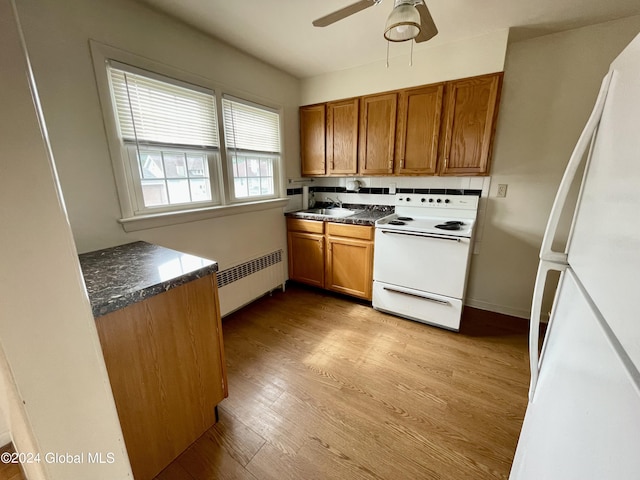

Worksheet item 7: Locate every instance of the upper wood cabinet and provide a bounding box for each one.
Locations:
[300,104,326,176]
[394,84,444,175]
[327,98,359,175]
[298,72,502,177]
[359,92,398,175]
[439,73,503,176]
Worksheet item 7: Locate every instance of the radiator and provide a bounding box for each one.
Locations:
[216,250,285,317]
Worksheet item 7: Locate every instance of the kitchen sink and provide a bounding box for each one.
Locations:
[302,207,359,218]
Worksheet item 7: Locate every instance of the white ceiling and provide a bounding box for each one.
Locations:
[139,0,640,78]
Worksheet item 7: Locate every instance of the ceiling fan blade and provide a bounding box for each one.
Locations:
[312,0,377,27]
[415,2,438,43]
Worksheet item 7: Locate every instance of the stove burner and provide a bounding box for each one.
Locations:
[445,221,465,226]
[435,223,461,231]
[388,220,406,226]
[397,216,414,221]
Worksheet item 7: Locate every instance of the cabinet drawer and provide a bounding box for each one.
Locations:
[326,222,373,240]
[287,218,324,234]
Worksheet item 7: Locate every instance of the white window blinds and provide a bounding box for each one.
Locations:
[222,96,281,153]
[108,63,219,149]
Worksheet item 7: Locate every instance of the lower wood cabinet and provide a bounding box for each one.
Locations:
[287,219,325,288]
[325,223,374,300]
[287,218,374,300]
[95,274,227,480]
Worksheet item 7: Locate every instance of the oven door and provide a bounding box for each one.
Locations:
[372,281,463,331]
[373,227,472,299]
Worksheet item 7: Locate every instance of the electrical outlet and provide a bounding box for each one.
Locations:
[389,182,397,195]
[497,184,508,198]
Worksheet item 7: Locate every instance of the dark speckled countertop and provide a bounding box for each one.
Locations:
[285,203,393,225]
[79,241,218,318]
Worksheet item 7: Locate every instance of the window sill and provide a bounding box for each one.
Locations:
[118,198,289,232]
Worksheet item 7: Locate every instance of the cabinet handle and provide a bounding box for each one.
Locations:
[388,159,393,170]
[400,159,404,169]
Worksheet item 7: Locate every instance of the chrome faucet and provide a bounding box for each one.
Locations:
[327,196,342,208]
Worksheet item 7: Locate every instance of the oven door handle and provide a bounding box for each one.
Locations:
[383,287,451,305]
[379,229,462,242]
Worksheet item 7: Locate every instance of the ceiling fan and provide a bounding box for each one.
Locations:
[313,0,438,43]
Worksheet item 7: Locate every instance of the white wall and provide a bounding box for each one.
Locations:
[0,370,11,446]
[14,1,640,325]
[15,0,300,296]
[300,29,509,105]
[299,16,640,319]
[0,1,132,477]
[467,15,640,318]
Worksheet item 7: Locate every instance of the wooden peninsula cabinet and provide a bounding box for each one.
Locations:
[287,218,374,300]
[79,242,227,480]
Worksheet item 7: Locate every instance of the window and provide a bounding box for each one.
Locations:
[135,148,213,207]
[108,63,222,214]
[222,96,281,201]
[102,56,283,221]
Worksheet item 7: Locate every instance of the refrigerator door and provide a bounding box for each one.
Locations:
[565,34,640,371]
[510,269,640,480]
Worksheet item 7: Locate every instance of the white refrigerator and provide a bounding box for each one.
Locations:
[509,34,640,479]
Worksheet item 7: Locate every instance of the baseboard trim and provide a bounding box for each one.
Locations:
[465,298,530,320]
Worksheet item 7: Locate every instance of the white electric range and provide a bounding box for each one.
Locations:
[372,194,479,331]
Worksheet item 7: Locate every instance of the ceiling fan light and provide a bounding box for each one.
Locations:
[384,4,421,42]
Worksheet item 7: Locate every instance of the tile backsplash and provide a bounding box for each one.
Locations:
[285,176,491,254]
[286,176,490,211]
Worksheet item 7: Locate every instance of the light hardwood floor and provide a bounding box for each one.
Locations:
[156,283,530,480]
[0,445,24,480]
[0,284,530,480]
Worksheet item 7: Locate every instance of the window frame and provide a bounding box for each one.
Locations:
[222,94,282,204]
[227,151,280,202]
[90,41,287,230]
[124,144,222,214]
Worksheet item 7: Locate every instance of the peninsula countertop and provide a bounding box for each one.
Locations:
[79,241,218,318]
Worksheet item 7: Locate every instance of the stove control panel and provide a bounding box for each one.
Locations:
[395,194,479,210]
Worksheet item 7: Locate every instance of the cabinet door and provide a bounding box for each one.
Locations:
[395,84,444,175]
[326,236,373,300]
[300,104,326,176]
[288,231,325,287]
[96,275,226,480]
[439,73,502,176]
[359,92,397,175]
[327,98,359,175]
